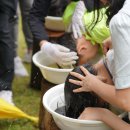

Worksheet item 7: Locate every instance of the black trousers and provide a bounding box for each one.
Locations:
[0,11,15,91]
[29,39,42,89]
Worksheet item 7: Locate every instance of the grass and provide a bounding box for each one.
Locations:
[0,18,41,130]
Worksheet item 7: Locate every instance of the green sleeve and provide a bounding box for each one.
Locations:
[62,2,78,28]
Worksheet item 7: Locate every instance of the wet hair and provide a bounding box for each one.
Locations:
[64,63,109,119]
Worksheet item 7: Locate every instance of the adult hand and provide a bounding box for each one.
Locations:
[69,66,106,92]
[41,41,78,66]
[69,1,86,39]
[78,107,103,121]
[103,36,112,55]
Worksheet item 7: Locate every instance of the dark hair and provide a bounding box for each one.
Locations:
[48,0,69,16]
[64,63,109,119]
[56,32,77,53]
[92,0,125,25]
[84,0,106,30]
[106,0,125,24]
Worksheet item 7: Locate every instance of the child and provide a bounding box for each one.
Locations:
[63,2,110,63]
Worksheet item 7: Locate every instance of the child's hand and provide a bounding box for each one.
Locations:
[69,66,105,92]
[78,107,104,121]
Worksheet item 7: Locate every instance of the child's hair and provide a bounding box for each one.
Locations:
[64,63,109,119]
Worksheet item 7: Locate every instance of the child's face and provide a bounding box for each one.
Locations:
[76,36,99,65]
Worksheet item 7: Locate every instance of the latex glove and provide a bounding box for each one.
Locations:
[69,1,86,39]
[41,42,78,66]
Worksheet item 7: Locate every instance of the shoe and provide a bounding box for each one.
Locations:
[14,56,29,77]
[0,90,14,105]
[23,51,32,63]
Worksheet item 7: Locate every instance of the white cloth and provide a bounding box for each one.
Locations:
[106,50,130,121]
[119,0,130,16]
[109,1,130,89]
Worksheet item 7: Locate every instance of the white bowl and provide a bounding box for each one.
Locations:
[43,84,124,130]
[32,51,72,84]
[45,16,66,31]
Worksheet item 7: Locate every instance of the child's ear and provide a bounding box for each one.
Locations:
[77,44,87,56]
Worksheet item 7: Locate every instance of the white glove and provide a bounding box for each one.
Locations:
[41,42,78,66]
[69,1,86,39]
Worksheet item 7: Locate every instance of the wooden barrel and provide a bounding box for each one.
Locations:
[39,78,60,130]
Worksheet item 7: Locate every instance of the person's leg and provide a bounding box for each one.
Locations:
[12,14,19,58]
[0,12,15,104]
[19,0,33,63]
[11,6,29,77]
[29,39,42,89]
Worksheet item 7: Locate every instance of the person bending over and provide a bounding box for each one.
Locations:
[62,3,110,64]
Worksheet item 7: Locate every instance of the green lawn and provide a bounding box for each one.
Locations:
[0,18,41,130]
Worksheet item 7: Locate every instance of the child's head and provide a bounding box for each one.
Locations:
[57,33,100,65]
[76,36,100,64]
[64,63,109,118]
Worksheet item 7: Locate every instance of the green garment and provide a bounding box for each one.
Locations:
[63,2,78,28]
[63,2,110,52]
[83,8,110,47]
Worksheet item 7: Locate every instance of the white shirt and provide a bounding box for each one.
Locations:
[106,49,115,79]
[109,0,130,89]
[120,0,130,16]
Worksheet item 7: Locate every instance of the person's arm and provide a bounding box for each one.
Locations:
[101,109,130,130]
[29,0,78,66]
[90,80,130,111]
[29,0,51,44]
[102,36,112,54]
[79,107,130,130]
[69,66,130,111]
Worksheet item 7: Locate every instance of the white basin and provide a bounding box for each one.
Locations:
[43,84,123,130]
[32,51,72,84]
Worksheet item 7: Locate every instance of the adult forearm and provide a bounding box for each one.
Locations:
[101,109,130,130]
[91,81,127,110]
